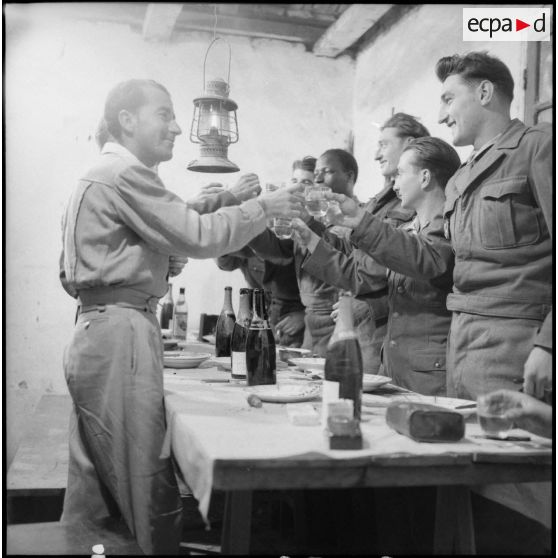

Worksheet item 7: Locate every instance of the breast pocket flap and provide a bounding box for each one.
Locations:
[411,350,446,372]
[481,176,528,199]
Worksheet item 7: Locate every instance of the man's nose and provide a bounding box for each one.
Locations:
[374,146,382,161]
[170,120,182,135]
[438,106,448,125]
[314,171,324,183]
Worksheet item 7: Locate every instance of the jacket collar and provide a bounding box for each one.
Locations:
[451,119,527,196]
[102,141,158,172]
[495,118,529,150]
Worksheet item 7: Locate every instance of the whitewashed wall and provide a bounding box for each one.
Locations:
[352,4,530,201]
[4,4,354,465]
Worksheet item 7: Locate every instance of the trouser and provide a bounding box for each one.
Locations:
[447,311,551,528]
[61,304,183,555]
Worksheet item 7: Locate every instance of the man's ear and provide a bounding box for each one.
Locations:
[420,168,431,190]
[478,80,495,106]
[118,109,136,136]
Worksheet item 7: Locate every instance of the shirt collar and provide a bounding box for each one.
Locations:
[101,141,158,172]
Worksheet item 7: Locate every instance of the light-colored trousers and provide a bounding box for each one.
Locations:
[61,305,183,555]
[447,311,551,529]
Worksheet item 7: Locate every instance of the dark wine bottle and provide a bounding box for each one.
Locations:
[323,292,363,423]
[230,288,253,381]
[159,283,174,329]
[215,286,236,357]
[246,289,276,386]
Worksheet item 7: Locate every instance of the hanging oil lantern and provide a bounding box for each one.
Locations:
[188,38,239,173]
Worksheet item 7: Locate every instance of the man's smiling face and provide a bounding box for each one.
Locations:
[131,85,182,167]
[438,74,484,147]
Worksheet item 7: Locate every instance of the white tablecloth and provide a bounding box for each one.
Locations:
[163,365,552,522]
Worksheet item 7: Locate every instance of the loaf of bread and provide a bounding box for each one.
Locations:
[385,401,465,442]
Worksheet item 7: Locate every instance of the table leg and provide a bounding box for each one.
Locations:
[434,485,476,555]
[221,490,253,555]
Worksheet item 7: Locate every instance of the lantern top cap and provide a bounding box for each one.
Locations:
[193,77,238,110]
[205,77,229,97]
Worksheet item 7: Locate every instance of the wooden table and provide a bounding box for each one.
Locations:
[163,364,553,555]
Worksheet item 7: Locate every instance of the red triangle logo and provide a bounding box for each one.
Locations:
[516,19,530,31]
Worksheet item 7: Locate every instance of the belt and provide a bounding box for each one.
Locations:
[77,287,159,315]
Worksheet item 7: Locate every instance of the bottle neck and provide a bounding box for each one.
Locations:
[250,290,268,328]
[332,295,356,339]
[222,288,234,313]
[237,292,252,323]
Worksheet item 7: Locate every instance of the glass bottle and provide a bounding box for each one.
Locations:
[322,292,363,424]
[246,288,276,386]
[215,286,236,357]
[230,288,253,381]
[159,283,174,330]
[172,287,188,340]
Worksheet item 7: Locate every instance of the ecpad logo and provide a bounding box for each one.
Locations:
[463,8,551,42]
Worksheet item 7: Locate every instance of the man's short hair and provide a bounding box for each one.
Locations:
[435,51,514,102]
[104,79,170,139]
[292,156,317,173]
[382,112,430,139]
[320,148,359,183]
[403,137,461,188]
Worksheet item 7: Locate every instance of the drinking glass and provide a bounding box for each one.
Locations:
[272,217,293,239]
[265,182,282,193]
[476,393,514,439]
[304,185,331,218]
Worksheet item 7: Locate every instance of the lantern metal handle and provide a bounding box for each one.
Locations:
[202,37,232,92]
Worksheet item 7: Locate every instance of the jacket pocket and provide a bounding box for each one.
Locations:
[411,349,446,373]
[479,176,542,249]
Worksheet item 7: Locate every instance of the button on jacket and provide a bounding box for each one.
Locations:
[443,119,552,349]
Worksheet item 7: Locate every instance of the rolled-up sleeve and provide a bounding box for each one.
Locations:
[112,164,267,259]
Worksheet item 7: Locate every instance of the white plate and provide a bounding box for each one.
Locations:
[277,347,312,361]
[289,357,326,371]
[163,352,211,369]
[246,383,321,403]
[363,374,392,392]
[287,371,392,391]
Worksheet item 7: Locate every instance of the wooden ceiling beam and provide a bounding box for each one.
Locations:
[142,4,183,41]
[175,10,326,45]
[313,4,393,57]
